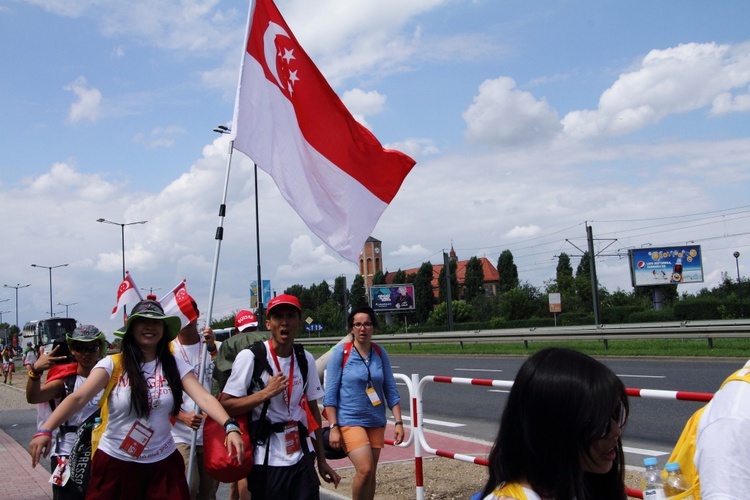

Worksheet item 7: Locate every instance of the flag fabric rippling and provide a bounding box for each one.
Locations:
[110,272,143,319]
[159,280,198,329]
[230,0,416,262]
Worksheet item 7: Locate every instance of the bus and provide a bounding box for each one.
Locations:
[22,318,77,351]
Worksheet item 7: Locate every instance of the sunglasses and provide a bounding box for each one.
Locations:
[599,402,627,438]
[73,344,101,354]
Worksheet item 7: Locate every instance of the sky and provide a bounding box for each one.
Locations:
[2,0,750,338]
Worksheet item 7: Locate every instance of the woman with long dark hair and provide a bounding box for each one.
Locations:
[480,347,629,500]
[29,299,243,499]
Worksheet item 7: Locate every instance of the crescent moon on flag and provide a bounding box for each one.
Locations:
[263,21,291,90]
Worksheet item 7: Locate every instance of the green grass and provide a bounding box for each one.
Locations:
[305,338,750,358]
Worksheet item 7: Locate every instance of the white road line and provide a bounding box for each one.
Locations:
[617,374,666,379]
[395,416,465,428]
[454,368,505,372]
[623,446,670,457]
[488,389,510,394]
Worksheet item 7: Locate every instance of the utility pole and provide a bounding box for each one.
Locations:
[443,251,454,331]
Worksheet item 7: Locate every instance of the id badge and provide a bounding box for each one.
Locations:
[284,421,301,455]
[366,385,382,406]
[49,456,70,486]
[119,420,155,458]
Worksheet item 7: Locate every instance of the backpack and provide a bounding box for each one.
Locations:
[664,367,750,500]
[340,342,382,370]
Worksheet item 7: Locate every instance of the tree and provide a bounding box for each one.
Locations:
[428,300,473,325]
[575,252,593,313]
[463,256,485,301]
[437,260,458,303]
[414,262,436,323]
[497,250,519,293]
[372,270,386,285]
[349,274,367,309]
[333,276,348,308]
[393,269,407,285]
[499,283,544,321]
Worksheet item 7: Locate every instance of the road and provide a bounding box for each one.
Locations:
[385,354,745,466]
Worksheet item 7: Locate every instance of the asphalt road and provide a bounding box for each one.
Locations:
[385,354,746,465]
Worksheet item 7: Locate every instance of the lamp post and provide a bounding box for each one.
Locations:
[3,283,30,329]
[96,218,148,279]
[734,251,743,318]
[57,302,78,318]
[0,310,10,343]
[140,287,161,296]
[31,264,69,319]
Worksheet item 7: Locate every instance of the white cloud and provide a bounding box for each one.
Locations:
[506,225,542,238]
[563,42,750,139]
[133,125,185,148]
[462,77,562,147]
[64,76,102,123]
[389,244,431,258]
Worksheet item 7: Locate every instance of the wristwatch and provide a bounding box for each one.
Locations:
[329,423,339,429]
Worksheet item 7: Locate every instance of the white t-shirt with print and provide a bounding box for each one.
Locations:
[57,375,103,456]
[222,340,323,467]
[94,355,192,463]
[170,338,221,445]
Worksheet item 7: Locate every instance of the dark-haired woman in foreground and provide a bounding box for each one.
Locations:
[480,347,628,500]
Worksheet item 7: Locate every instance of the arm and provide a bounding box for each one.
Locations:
[28,367,110,467]
[308,399,341,487]
[25,346,69,404]
[201,327,219,361]
[181,372,244,462]
[380,348,404,445]
[220,372,287,416]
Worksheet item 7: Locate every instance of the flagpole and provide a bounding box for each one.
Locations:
[254,163,265,328]
[186,129,234,483]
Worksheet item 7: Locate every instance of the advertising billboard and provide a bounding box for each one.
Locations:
[369,284,416,312]
[628,245,704,287]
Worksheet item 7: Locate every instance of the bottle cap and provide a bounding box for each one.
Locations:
[643,457,658,467]
[665,462,681,472]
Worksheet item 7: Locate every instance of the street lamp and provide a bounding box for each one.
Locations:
[96,218,148,279]
[31,264,69,318]
[734,251,743,318]
[3,283,30,328]
[57,302,78,318]
[140,287,161,296]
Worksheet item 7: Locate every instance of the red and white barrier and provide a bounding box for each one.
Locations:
[384,373,714,500]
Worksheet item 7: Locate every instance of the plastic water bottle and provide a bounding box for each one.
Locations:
[642,457,666,499]
[93,417,102,430]
[663,462,690,498]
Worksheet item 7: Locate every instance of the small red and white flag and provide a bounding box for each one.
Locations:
[159,280,198,329]
[110,272,143,319]
[230,0,416,262]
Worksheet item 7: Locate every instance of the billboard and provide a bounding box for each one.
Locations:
[250,280,272,309]
[629,245,704,287]
[369,284,415,312]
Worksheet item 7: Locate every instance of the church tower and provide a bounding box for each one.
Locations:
[359,236,382,289]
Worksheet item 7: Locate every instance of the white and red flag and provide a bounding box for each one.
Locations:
[230,0,416,262]
[159,280,198,329]
[110,272,143,319]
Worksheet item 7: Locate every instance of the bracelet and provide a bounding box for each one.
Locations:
[394,421,404,426]
[31,365,44,377]
[34,429,53,439]
[28,372,41,381]
[224,427,242,445]
[225,423,240,434]
[223,417,238,431]
[207,343,217,352]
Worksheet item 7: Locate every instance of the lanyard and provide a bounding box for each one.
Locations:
[144,361,163,416]
[268,341,295,416]
[174,337,203,377]
[352,345,373,384]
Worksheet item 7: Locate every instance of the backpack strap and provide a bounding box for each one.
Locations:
[341,342,382,370]
[91,353,123,457]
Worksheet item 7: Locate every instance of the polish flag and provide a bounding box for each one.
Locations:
[110,272,143,319]
[159,280,198,329]
[230,0,416,263]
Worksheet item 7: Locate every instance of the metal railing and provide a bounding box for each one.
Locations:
[298,319,750,349]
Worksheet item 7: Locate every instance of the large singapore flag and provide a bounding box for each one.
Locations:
[230,0,416,262]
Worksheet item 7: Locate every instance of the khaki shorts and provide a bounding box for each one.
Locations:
[340,425,385,453]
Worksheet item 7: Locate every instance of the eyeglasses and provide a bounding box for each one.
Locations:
[599,402,627,438]
[73,344,101,354]
[352,322,373,329]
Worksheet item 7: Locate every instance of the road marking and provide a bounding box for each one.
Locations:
[624,446,670,457]
[488,389,510,394]
[617,374,666,379]
[396,416,465,428]
[454,368,504,372]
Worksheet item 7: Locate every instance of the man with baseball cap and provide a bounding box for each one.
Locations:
[220,294,340,499]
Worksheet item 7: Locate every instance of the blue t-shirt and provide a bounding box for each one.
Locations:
[323,344,400,427]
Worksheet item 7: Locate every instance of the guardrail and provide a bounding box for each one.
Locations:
[299,319,750,350]
[384,373,714,500]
